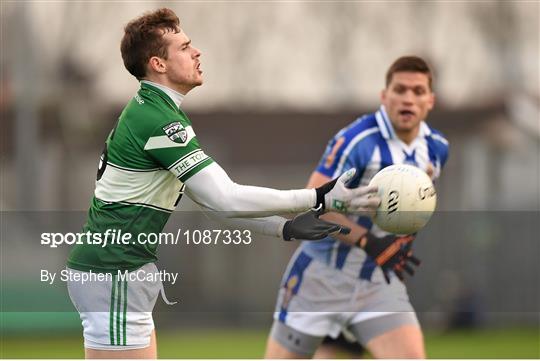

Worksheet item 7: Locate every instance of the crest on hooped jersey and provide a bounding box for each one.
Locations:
[163,122,188,143]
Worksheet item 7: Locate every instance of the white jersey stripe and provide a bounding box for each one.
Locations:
[431,133,449,145]
[116,201,173,213]
[107,161,162,172]
[143,126,196,150]
[333,127,379,177]
[375,112,390,139]
[95,166,182,211]
[359,146,382,186]
[379,106,396,139]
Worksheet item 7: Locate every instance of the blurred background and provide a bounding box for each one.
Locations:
[1,1,539,358]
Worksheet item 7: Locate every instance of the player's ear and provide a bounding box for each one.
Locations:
[380,89,387,103]
[427,92,435,111]
[148,56,167,74]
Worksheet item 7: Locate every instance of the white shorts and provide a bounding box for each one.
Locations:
[273,250,418,339]
[67,263,161,350]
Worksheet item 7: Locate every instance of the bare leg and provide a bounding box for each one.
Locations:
[313,344,341,359]
[85,329,157,359]
[365,325,425,359]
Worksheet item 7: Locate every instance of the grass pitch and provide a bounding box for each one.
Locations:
[1,327,539,358]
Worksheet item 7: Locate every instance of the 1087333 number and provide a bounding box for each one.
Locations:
[184,229,252,245]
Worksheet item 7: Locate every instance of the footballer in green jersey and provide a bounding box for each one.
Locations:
[67,81,213,273]
[67,8,380,358]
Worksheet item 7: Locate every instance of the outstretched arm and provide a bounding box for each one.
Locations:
[199,205,350,241]
[184,162,379,218]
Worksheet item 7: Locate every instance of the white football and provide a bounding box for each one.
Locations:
[368,164,437,234]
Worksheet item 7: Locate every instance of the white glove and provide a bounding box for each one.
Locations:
[315,169,381,215]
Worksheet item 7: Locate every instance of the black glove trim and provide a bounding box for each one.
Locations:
[314,178,338,210]
[282,220,294,241]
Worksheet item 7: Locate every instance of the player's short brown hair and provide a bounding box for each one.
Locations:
[120,8,180,80]
[385,56,433,90]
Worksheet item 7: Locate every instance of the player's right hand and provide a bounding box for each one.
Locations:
[282,209,351,241]
[314,169,381,215]
[359,233,421,284]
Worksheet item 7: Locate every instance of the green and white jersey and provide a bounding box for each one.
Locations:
[68,82,213,272]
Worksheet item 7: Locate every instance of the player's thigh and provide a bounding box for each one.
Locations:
[350,313,425,359]
[85,329,157,359]
[265,321,323,359]
[345,274,424,357]
[366,324,424,359]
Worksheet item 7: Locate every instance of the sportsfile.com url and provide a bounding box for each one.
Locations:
[40,229,252,248]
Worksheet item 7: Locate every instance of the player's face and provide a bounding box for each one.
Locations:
[381,72,434,135]
[162,30,203,94]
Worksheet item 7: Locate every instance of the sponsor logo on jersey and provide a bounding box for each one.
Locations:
[134,94,145,104]
[163,122,188,143]
[172,150,209,178]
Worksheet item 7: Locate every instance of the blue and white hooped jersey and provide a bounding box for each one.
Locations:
[300,105,449,281]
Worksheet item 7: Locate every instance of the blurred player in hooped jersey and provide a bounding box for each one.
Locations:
[265,56,449,359]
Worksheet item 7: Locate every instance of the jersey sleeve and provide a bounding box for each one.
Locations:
[429,129,450,169]
[314,117,374,180]
[143,120,214,182]
[315,132,349,178]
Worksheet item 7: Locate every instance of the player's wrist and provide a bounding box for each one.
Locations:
[356,233,368,249]
[282,220,293,241]
[314,178,338,210]
[275,216,288,240]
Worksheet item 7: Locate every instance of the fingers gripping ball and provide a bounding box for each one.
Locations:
[368,164,437,234]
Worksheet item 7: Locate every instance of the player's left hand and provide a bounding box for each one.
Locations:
[359,233,421,283]
[315,169,381,215]
[283,209,351,241]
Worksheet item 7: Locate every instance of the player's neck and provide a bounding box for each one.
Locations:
[143,75,192,96]
[396,127,420,145]
[141,79,185,109]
